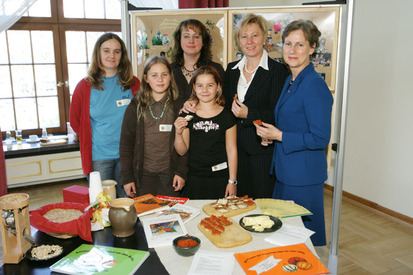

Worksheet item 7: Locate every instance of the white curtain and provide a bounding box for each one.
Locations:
[127,0,178,9]
[0,0,39,33]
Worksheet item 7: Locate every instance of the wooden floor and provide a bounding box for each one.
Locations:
[2,179,413,274]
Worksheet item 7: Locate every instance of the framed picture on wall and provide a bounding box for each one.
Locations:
[228,7,340,90]
[130,10,228,78]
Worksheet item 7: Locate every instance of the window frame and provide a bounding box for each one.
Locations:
[1,0,121,138]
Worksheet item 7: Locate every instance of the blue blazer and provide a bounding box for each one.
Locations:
[271,65,333,186]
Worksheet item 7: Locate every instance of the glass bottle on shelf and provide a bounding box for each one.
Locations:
[5,131,13,150]
[42,127,48,139]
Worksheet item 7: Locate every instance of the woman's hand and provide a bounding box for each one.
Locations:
[174,117,188,135]
[254,122,283,145]
[225,183,237,197]
[172,175,185,191]
[231,98,248,118]
[180,99,197,114]
[123,182,136,198]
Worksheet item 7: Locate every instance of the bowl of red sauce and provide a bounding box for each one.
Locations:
[172,235,201,257]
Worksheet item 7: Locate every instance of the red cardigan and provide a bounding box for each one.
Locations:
[69,76,140,175]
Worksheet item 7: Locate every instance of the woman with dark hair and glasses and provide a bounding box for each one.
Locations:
[171,19,224,100]
[70,33,140,198]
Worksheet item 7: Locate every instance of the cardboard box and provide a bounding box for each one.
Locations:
[63,185,89,204]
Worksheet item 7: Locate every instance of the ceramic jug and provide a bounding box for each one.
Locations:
[109,198,137,237]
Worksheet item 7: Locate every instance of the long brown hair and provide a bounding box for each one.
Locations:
[136,55,179,120]
[171,19,212,67]
[189,65,225,106]
[87,32,135,90]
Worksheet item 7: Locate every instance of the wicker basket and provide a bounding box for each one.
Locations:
[30,202,91,241]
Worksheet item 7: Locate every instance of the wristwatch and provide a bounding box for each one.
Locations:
[228,179,238,185]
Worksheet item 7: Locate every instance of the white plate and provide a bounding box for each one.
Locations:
[26,139,40,143]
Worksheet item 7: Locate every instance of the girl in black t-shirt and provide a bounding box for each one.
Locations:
[174,66,237,199]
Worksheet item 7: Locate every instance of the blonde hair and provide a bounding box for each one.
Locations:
[234,13,267,43]
[136,55,178,120]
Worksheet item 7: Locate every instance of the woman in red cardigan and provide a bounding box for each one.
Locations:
[70,33,140,198]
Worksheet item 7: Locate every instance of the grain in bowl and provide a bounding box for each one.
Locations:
[30,244,63,260]
[43,208,82,223]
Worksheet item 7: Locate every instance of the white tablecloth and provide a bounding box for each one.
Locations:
[154,200,316,275]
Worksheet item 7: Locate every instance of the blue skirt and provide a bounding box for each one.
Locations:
[273,181,326,246]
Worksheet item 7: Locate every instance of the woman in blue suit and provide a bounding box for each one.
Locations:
[255,20,333,246]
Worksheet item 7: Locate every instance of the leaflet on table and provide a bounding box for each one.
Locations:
[141,214,187,248]
[234,243,329,275]
[264,223,315,247]
[133,194,170,217]
[50,244,149,275]
[157,203,201,223]
[188,249,235,275]
[155,195,189,207]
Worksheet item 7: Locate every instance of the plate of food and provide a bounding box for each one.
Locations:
[239,214,282,233]
[202,195,256,217]
[26,244,64,265]
[199,215,252,248]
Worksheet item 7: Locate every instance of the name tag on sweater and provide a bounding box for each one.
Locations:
[159,124,172,132]
[212,162,228,172]
[116,99,131,107]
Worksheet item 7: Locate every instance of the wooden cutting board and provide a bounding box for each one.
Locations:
[202,202,256,218]
[40,139,67,146]
[198,218,252,248]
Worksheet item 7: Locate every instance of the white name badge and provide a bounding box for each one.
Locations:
[211,162,228,172]
[159,124,172,132]
[116,98,131,107]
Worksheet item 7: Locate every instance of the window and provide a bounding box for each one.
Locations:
[0,0,121,137]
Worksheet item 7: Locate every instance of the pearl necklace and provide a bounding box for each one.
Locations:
[244,64,258,74]
[149,104,166,120]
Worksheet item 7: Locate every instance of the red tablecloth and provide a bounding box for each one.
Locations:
[30,202,93,242]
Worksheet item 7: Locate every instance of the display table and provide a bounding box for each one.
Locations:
[154,200,316,275]
[0,221,168,275]
[0,200,315,275]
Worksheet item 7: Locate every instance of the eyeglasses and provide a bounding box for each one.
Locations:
[182,35,201,41]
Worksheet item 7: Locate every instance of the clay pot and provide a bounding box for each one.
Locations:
[109,198,137,237]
